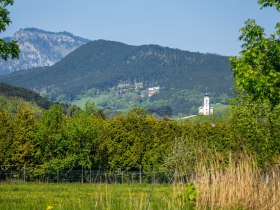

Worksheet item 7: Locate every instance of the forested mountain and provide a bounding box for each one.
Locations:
[0,28,90,75]
[0,83,52,109]
[0,40,233,114]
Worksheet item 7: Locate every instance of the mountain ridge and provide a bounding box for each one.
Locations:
[2,39,231,89]
[0,39,233,114]
[0,27,90,75]
[0,82,52,109]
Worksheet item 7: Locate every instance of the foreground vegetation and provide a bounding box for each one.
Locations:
[0,155,278,210]
[1,183,193,210]
[1,100,279,177]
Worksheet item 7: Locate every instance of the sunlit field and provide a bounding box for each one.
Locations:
[1,156,279,210]
[0,183,194,210]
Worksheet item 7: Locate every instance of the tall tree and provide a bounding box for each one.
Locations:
[37,105,65,163]
[0,0,19,60]
[230,19,280,105]
[229,0,280,164]
[11,108,37,167]
[0,109,13,166]
[64,111,102,169]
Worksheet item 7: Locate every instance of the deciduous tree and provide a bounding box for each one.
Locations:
[258,0,280,11]
[230,18,280,105]
[0,109,13,166]
[0,0,19,60]
[229,0,280,164]
[11,108,37,167]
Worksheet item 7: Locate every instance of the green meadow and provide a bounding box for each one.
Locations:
[0,182,193,210]
[1,156,279,210]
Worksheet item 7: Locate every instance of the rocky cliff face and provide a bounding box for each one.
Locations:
[0,28,90,75]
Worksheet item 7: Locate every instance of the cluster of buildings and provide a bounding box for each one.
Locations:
[115,81,160,97]
[147,86,160,97]
[116,80,213,115]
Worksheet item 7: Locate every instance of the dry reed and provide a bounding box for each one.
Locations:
[195,154,280,210]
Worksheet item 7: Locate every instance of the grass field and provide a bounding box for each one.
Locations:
[71,96,95,108]
[0,183,193,210]
[1,156,278,210]
[211,103,229,115]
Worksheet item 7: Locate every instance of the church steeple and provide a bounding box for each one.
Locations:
[198,88,214,115]
[205,86,208,96]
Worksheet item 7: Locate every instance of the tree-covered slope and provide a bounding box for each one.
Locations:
[0,40,233,114]
[0,40,232,94]
[0,94,43,116]
[0,83,52,109]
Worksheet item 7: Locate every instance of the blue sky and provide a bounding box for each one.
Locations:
[2,0,279,56]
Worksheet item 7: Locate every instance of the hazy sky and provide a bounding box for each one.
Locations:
[2,0,279,56]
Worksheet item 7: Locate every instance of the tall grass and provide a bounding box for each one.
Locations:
[195,154,280,210]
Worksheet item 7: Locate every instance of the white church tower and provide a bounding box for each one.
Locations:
[199,92,213,115]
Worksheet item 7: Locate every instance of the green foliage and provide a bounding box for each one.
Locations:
[0,94,42,116]
[0,0,19,61]
[179,123,238,165]
[11,108,37,167]
[73,87,228,116]
[84,100,97,115]
[0,83,52,109]
[63,111,102,169]
[0,109,13,166]
[1,0,279,181]
[230,96,280,165]
[103,109,181,171]
[258,0,280,11]
[0,103,277,176]
[163,137,196,177]
[229,5,280,105]
[230,21,280,105]
[36,105,65,168]
[83,100,105,118]
[186,182,197,210]
[151,89,208,115]
[228,0,280,166]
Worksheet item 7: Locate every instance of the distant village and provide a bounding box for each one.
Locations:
[114,81,160,98]
[115,81,214,116]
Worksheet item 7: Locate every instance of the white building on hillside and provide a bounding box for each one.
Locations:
[148,86,160,97]
[199,93,213,115]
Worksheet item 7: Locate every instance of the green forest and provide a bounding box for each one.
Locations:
[0,99,279,175]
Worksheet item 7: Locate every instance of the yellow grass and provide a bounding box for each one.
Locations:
[195,155,280,210]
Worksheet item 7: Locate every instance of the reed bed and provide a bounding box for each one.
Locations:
[195,155,280,210]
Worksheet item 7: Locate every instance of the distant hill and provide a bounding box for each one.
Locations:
[0,40,233,114]
[0,83,52,109]
[0,28,90,75]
